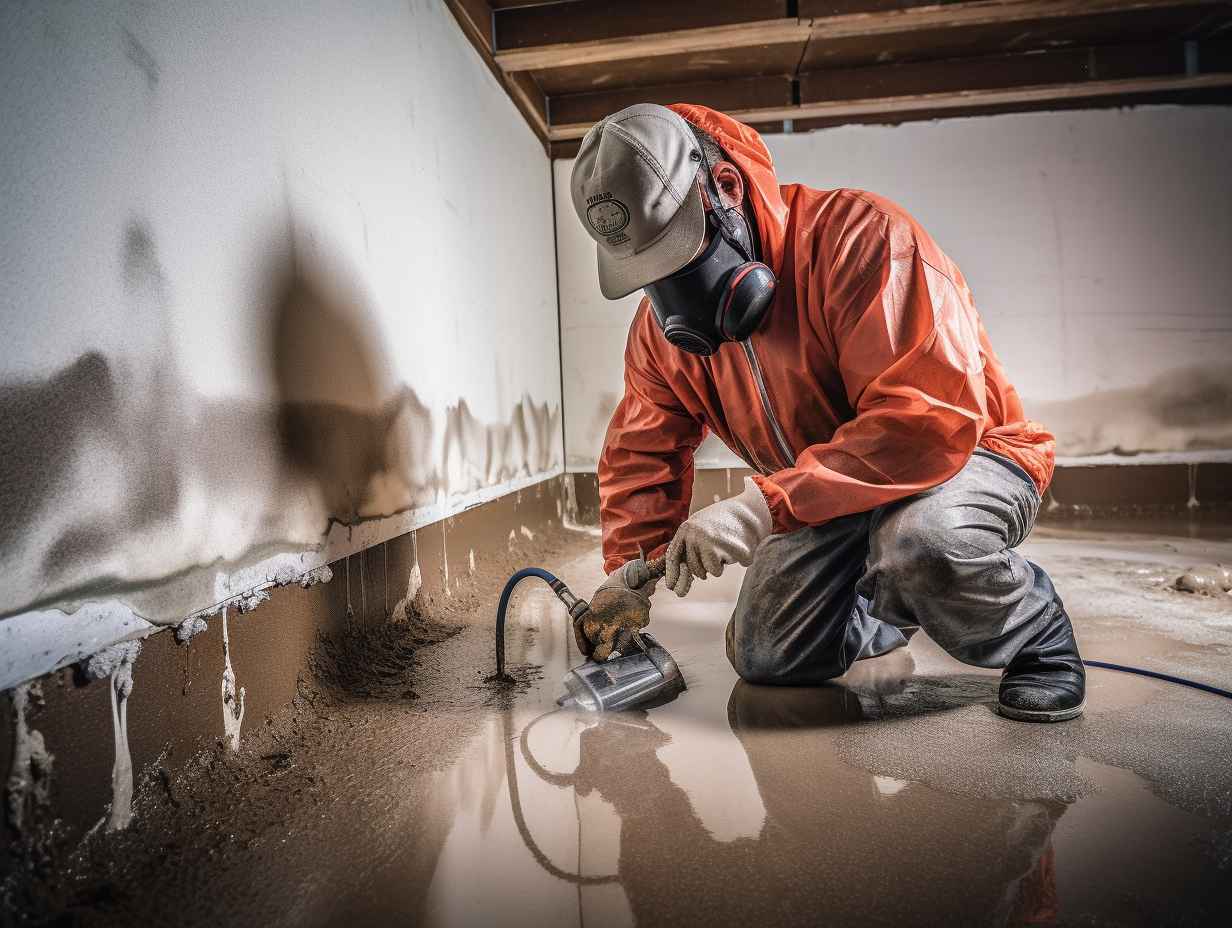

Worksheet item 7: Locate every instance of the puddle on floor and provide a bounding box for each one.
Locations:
[406,546,1232,927]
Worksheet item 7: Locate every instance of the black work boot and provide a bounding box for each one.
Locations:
[997,600,1085,722]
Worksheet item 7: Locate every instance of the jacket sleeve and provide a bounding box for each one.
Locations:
[599,304,706,573]
[753,209,988,532]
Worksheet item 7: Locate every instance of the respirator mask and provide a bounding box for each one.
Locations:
[643,168,776,356]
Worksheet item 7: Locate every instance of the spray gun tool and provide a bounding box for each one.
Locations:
[490,557,685,711]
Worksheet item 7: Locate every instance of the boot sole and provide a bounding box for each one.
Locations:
[996,700,1085,723]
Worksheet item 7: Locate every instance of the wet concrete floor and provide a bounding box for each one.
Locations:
[407,524,1232,927]
[13,523,1231,926]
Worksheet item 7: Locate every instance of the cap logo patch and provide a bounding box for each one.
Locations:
[586,195,630,239]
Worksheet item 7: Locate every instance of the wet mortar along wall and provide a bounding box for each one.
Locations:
[0,0,562,688]
[555,105,1232,471]
[0,476,579,850]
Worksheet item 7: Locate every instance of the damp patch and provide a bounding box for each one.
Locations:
[310,614,460,700]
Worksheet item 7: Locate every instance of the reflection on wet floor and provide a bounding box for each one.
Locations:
[417,533,1232,927]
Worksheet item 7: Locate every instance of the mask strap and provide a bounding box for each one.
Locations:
[689,127,754,264]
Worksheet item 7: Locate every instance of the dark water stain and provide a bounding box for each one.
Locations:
[1152,365,1232,428]
[14,225,560,618]
[121,219,166,296]
[120,27,159,90]
[0,352,119,554]
[279,393,436,524]
[270,265,437,522]
[41,523,114,578]
[1029,363,1232,455]
[118,219,182,531]
[37,222,183,580]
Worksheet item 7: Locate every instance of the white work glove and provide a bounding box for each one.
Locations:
[664,478,773,597]
[574,558,660,662]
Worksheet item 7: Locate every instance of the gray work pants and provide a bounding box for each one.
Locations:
[726,450,1056,684]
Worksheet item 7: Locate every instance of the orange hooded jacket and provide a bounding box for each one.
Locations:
[599,105,1055,574]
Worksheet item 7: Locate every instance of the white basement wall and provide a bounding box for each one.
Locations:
[0,0,561,688]
[555,106,1232,471]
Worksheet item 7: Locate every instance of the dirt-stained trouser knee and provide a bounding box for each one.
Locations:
[727,450,1053,685]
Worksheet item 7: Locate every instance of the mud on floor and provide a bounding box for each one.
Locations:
[1,525,595,928]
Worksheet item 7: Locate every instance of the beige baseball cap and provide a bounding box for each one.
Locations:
[570,103,707,299]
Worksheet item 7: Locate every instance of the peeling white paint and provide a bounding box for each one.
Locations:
[220,609,245,752]
[468,548,476,575]
[300,565,334,588]
[82,642,141,830]
[235,588,271,615]
[0,602,154,695]
[175,615,208,644]
[6,682,53,834]
[519,525,535,541]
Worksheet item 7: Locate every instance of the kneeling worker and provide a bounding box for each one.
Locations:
[568,103,1084,722]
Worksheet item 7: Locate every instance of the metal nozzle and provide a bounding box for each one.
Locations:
[549,580,590,623]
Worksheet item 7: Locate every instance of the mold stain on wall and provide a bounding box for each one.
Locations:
[1028,364,1232,456]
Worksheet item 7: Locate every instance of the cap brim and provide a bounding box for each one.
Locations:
[596,185,706,299]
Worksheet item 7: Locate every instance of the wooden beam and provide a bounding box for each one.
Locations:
[507,71,551,138]
[546,72,1232,140]
[548,75,792,127]
[496,18,809,71]
[801,42,1187,99]
[495,0,1213,72]
[804,0,1214,39]
[495,0,788,51]
[447,0,494,50]
[442,0,551,144]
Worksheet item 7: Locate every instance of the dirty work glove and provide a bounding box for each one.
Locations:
[574,558,659,662]
[665,478,773,597]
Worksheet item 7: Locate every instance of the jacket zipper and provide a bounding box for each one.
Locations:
[740,339,795,470]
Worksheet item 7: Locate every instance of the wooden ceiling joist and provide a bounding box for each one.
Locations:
[446,0,1232,152]
[495,0,1215,72]
[547,70,1232,141]
[496,18,808,72]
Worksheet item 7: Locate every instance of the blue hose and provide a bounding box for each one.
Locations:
[492,567,568,681]
[1083,659,1232,700]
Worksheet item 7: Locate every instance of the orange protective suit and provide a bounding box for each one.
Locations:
[599,104,1055,574]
